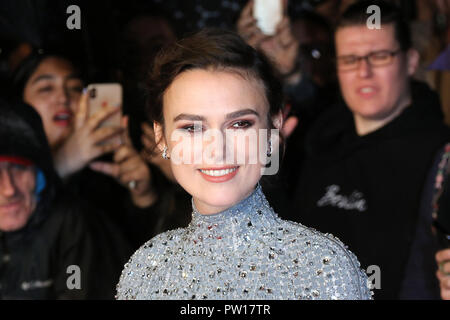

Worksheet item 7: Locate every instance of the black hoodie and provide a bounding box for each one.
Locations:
[0,99,94,299]
[290,81,450,299]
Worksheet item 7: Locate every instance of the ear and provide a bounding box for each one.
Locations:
[153,121,166,153]
[272,110,284,131]
[406,48,420,76]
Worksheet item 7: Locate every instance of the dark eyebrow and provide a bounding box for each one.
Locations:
[30,74,54,84]
[225,108,260,120]
[173,108,260,122]
[173,114,205,122]
[30,73,82,85]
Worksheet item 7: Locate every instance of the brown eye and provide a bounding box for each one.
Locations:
[67,79,84,94]
[67,86,83,98]
[231,120,253,129]
[371,52,390,62]
[69,86,83,93]
[182,123,203,133]
[38,85,53,93]
[340,56,357,66]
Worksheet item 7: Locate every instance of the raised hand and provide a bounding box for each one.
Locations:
[53,89,123,178]
[259,16,299,78]
[237,1,299,79]
[436,249,450,300]
[237,0,268,48]
[90,117,158,208]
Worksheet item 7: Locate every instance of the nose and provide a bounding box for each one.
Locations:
[204,130,226,164]
[0,168,16,197]
[55,86,70,108]
[358,57,373,78]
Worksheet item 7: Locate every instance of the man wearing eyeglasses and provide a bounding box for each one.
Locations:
[291,0,450,299]
[335,14,419,137]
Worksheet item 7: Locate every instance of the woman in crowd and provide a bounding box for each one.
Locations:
[9,50,186,298]
[12,51,156,207]
[116,28,372,300]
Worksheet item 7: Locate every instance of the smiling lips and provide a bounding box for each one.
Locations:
[53,110,73,126]
[198,166,239,183]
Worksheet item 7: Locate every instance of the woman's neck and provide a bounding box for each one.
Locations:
[192,186,256,215]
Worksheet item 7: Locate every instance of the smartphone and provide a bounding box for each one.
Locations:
[87,83,123,148]
[87,83,122,127]
[253,0,283,36]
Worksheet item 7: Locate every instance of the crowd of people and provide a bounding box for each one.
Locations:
[0,0,450,300]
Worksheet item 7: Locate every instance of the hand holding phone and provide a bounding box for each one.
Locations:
[53,86,124,178]
[87,83,123,147]
[87,83,122,128]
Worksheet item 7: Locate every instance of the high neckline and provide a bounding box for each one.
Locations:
[118,183,373,300]
[190,184,275,226]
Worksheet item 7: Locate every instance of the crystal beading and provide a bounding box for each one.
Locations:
[116,185,373,300]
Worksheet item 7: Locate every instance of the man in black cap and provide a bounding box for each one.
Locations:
[0,98,94,299]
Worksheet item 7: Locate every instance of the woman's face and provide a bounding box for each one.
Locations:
[23,57,83,148]
[155,69,278,215]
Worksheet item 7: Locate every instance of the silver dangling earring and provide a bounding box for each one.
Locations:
[267,140,272,157]
[162,146,170,160]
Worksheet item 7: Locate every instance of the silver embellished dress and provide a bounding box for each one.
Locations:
[116,185,372,300]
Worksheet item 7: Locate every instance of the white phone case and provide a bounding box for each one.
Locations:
[87,83,123,145]
[253,0,282,36]
[87,83,122,128]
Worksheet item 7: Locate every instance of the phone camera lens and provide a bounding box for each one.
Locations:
[90,88,97,98]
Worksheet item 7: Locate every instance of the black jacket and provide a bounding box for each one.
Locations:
[64,157,192,299]
[0,99,93,299]
[291,81,450,299]
[66,164,191,252]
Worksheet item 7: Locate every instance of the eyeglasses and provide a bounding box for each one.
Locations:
[336,49,402,71]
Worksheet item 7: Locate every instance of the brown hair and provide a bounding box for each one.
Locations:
[146,28,284,133]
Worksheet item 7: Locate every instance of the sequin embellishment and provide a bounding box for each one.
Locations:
[116,185,372,300]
